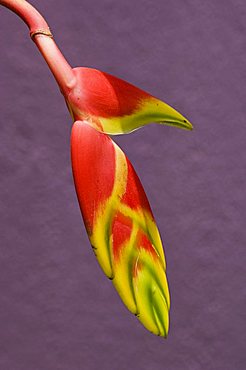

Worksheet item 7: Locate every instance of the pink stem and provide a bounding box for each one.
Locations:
[0,0,76,95]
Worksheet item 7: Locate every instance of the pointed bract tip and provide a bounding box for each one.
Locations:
[162,117,193,131]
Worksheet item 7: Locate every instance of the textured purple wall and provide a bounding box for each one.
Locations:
[0,0,245,369]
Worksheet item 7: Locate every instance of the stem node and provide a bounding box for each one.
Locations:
[0,0,76,95]
[30,28,53,40]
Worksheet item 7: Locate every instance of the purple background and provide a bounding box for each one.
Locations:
[0,0,245,369]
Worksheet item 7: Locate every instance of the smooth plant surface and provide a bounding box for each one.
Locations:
[0,0,192,337]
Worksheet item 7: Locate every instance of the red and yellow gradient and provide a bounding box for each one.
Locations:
[1,0,193,338]
[71,121,170,336]
[67,67,192,134]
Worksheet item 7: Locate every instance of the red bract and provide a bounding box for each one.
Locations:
[71,121,170,336]
[66,67,192,134]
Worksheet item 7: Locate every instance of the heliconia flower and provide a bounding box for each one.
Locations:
[71,120,170,336]
[1,0,193,337]
[66,67,192,134]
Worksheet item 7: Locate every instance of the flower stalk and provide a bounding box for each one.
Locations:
[0,0,76,94]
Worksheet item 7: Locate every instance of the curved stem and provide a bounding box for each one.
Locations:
[0,0,76,94]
